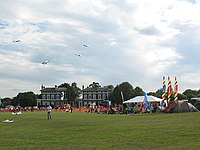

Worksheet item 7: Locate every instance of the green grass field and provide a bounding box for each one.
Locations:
[0,111,199,150]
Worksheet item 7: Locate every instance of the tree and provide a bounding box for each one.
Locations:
[11,92,37,107]
[109,85,122,105]
[177,93,187,100]
[182,89,197,99]
[109,82,134,105]
[133,86,144,97]
[89,82,101,88]
[59,82,81,101]
[155,88,162,98]
[1,97,12,107]
[106,85,114,90]
[119,82,134,101]
[147,92,156,96]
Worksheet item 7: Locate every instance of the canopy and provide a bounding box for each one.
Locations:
[123,95,162,104]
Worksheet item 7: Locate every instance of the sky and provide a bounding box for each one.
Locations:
[1,0,200,98]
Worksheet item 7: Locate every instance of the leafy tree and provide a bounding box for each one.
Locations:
[89,82,101,88]
[133,86,144,97]
[109,82,134,105]
[59,82,81,101]
[119,82,134,101]
[147,92,156,96]
[11,91,37,107]
[106,85,114,90]
[197,89,200,97]
[1,97,12,107]
[177,93,187,100]
[182,89,197,99]
[109,85,122,105]
[155,88,162,98]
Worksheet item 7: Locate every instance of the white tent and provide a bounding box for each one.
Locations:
[123,95,162,104]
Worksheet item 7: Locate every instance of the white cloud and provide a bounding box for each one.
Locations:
[0,0,200,97]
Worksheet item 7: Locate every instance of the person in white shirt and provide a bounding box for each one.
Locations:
[47,105,52,120]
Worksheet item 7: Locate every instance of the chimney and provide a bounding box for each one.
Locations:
[41,84,45,90]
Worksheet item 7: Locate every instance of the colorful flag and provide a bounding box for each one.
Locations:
[162,76,166,106]
[143,92,149,109]
[174,76,178,102]
[167,76,172,104]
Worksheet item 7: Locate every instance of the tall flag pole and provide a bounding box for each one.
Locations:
[162,76,166,106]
[167,76,172,104]
[174,76,178,102]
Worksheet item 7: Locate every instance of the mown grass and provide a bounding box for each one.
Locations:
[0,111,199,150]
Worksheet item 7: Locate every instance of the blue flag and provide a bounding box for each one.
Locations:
[144,92,149,109]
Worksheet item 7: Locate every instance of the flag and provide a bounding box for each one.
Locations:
[61,92,64,100]
[161,76,166,106]
[174,76,178,102]
[120,91,124,102]
[143,92,149,109]
[167,76,172,104]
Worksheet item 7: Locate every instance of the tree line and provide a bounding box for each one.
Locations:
[1,81,200,107]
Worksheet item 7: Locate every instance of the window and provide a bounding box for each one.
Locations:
[103,94,106,99]
[84,94,87,100]
[42,94,46,99]
[47,95,50,100]
[88,94,91,99]
[51,95,54,99]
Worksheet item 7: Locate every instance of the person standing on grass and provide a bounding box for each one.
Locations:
[47,105,52,120]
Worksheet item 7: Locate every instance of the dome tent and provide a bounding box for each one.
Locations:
[194,102,200,111]
[168,101,199,113]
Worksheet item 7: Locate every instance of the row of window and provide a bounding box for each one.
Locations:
[42,94,108,100]
[83,91,110,93]
[42,94,61,100]
[37,100,68,106]
[83,94,108,100]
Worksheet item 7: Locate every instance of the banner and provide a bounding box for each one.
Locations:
[162,76,166,106]
[174,76,178,102]
[167,76,172,104]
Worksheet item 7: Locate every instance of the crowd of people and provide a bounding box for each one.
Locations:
[85,103,160,114]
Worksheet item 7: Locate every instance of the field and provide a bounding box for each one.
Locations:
[0,111,200,150]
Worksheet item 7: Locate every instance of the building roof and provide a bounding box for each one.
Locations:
[82,86,112,92]
[41,87,67,92]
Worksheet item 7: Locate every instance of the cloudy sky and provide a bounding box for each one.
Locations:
[0,0,200,98]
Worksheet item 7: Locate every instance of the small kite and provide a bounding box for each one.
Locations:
[2,119,14,123]
[83,44,90,47]
[13,40,21,43]
[74,54,82,57]
[42,60,49,65]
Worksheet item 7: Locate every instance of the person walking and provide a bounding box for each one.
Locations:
[47,105,52,120]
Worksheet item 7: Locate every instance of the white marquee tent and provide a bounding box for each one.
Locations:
[123,95,162,104]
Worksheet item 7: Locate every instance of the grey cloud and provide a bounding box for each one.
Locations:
[1,0,200,97]
[135,26,161,36]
